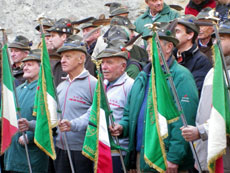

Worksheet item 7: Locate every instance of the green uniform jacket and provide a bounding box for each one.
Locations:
[134,3,180,37]
[4,80,49,173]
[119,60,199,171]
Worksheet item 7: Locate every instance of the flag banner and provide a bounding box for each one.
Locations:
[82,72,115,173]
[1,44,18,154]
[144,34,180,172]
[207,44,230,173]
[34,34,57,160]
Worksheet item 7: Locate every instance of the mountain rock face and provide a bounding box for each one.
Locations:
[0,0,188,46]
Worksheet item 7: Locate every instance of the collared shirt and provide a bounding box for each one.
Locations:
[198,39,208,48]
[149,11,158,21]
[67,69,87,82]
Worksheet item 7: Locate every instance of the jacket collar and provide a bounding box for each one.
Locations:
[142,3,170,19]
[66,69,89,82]
[198,38,213,48]
[21,80,38,90]
[104,72,129,88]
[174,43,199,64]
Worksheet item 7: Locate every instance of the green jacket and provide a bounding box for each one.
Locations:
[119,60,199,171]
[134,3,180,37]
[4,80,49,173]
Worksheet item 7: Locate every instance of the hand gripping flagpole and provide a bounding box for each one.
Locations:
[1,29,33,173]
[93,59,127,173]
[146,23,202,173]
[38,17,75,173]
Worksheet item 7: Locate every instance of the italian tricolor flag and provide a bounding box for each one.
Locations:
[207,44,230,173]
[1,44,18,154]
[33,34,58,160]
[82,70,113,173]
[144,34,180,172]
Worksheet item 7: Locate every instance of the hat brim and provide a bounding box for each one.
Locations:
[109,11,129,18]
[57,46,87,55]
[81,24,98,30]
[178,20,200,34]
[159,35,179,46]
[219,29,230,35]
[9,43,30,50]
[96,51,128,60]
[22,56,41,62]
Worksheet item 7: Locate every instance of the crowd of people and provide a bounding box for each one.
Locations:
[1,0,230,172]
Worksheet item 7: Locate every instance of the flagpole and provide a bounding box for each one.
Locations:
[94,61,127,173]
[195,20,230,94]
[1,29,33,173]
[38,17,75,173]
[147,24,202,173]
[213,24,230,91]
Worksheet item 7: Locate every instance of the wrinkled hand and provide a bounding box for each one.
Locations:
[181,125,200,141]
[109,124,123,137]
[18,134,28,146]
[166,161,178,173]
[18,118,29,132]
[58,119,71,132]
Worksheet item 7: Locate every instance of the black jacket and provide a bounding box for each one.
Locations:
[173,44,212,96]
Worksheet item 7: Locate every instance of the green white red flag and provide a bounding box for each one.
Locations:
[207,44,230,173]
[144,34,180,172]
[82,71,114,173]
[33,34,57,159]
[1,44,18,154]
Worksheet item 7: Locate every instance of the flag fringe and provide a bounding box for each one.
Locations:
[144,58,167,171]
[167,117,179,124]
[94,77,101,173]
[144,155,165,173]
[40,47,57,160]
[34,39,56,160]
[151,49,167,169]
[51,121,58,129]
[34,139,56,160]
[82,150,95,162]
[208,149,225,173]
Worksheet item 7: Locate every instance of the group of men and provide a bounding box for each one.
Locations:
[1,0,230,172]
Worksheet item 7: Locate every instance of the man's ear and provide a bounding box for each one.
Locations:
[166,42,174,54]
[61,34,67,42]
[79,53,86,64]
[121,61,127,72]
[187,32,194,41]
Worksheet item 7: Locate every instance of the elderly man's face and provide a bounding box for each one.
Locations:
[10,48,28,64]
[198,21,214,40]
[83,27,100,45]
[23,60,40,83]
[61,50,84,74]
[101,57,126,82]
[198,26,214,40]
[146,0,164,15]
